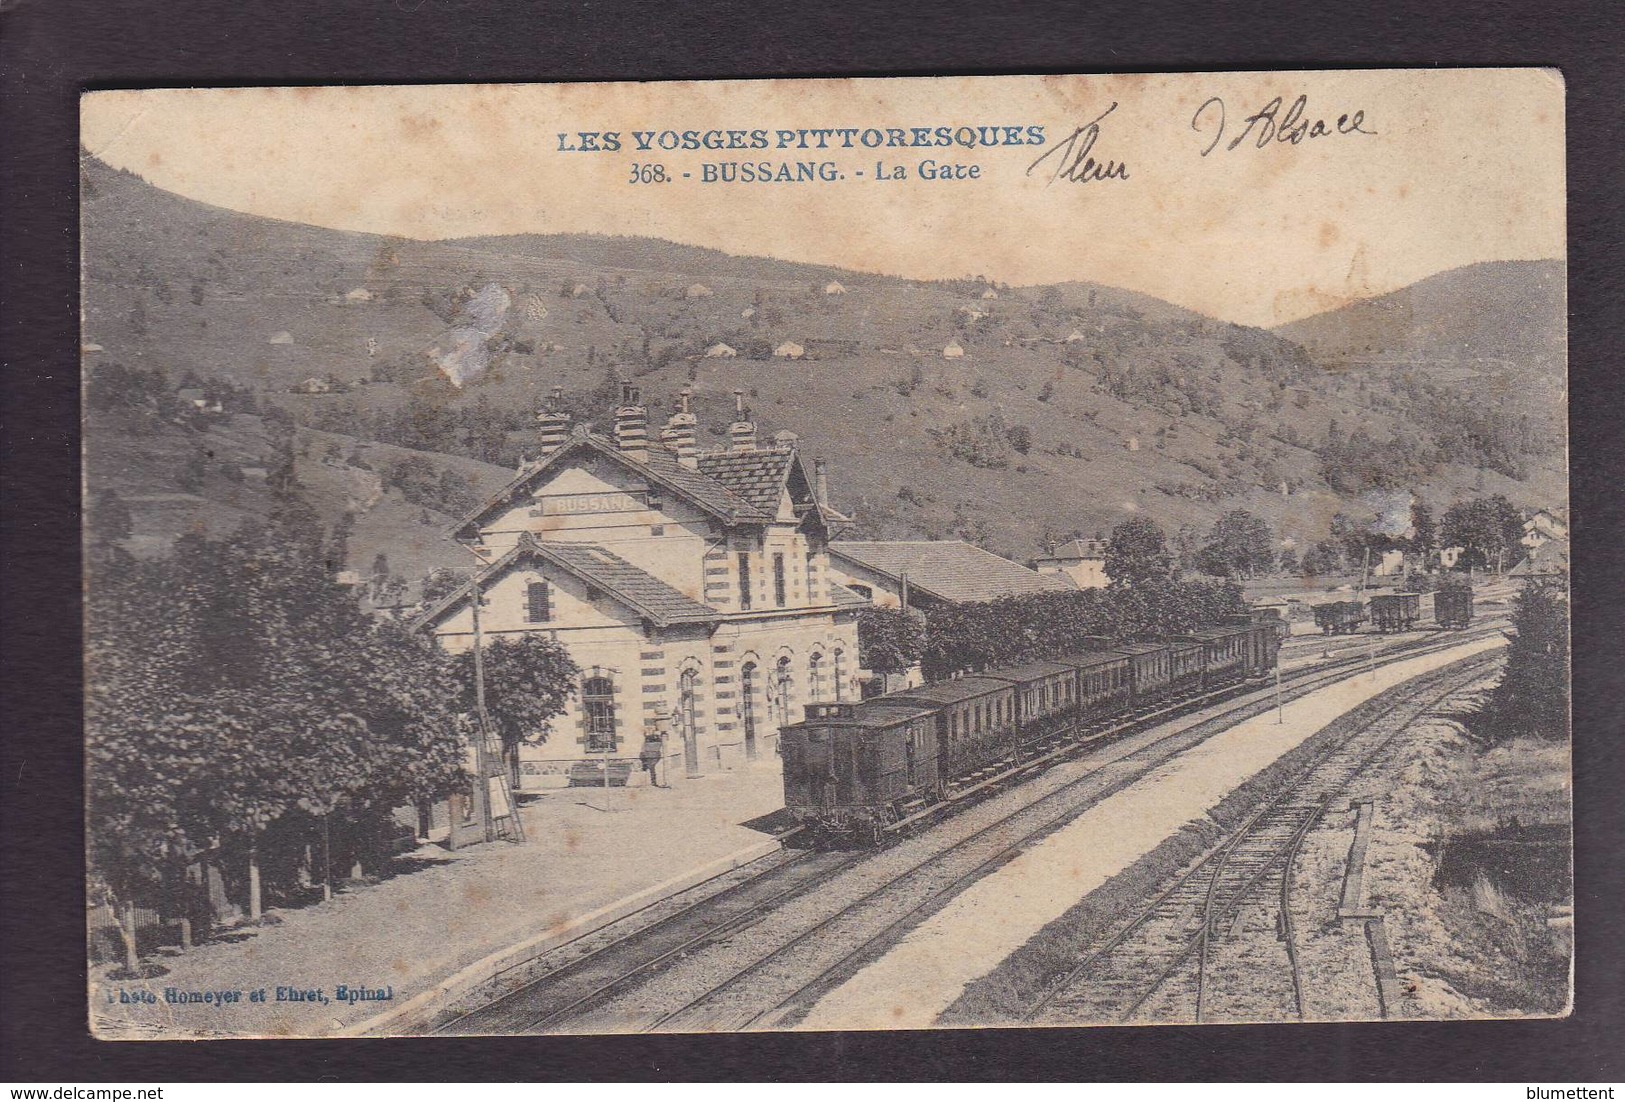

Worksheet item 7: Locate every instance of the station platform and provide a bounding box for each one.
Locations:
[90,759,787,1039]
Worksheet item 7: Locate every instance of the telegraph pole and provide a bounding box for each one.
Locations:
[469,572,495,843]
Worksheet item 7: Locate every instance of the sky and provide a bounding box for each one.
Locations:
[81,70,1565,328]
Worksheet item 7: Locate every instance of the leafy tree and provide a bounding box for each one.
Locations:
[1442,494,1525,570]
[450,634,578,778]
[857,608,925,684]
[1198,509,1275,579]
[1410,502,1437,556]
[1105,516,1174,587]
[1005,424,1034,455]
[1474,580,1569,742]
[420,566,470,604]
[85,521,471,960]
[918,579,1245,680]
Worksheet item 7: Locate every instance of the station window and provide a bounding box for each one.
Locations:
[582,676,616,753]
[773,553,787,607]
[525,580,550,623]
[738,552,753,610]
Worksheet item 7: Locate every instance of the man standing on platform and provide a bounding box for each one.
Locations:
[639,726,668,788]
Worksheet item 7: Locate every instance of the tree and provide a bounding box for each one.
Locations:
[85,521,471,961]
[420,567,470,604]
[1410,502,1437,557]
[450,634,578,779]
[1105,516,1174,587]
[857,608,925,687]
[1442,494,1524,571]
[1474,580,1569,742]
[1198,509,1275,579]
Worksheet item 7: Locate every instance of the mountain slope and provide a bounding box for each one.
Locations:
[81,155,1567,568]
[1274,260,1565,385]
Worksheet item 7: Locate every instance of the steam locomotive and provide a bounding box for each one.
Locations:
[779,616,1282,846]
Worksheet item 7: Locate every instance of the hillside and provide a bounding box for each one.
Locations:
[1275,260,1566,386]
[81,154,1567,570]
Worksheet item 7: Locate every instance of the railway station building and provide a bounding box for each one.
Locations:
[412,386,867,792]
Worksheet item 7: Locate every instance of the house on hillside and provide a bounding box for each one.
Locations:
[267,331,295,345]
[704,342,738,359]
[1032,538,1109,589]
[1522,509,1569,549]
[942,340,965,359]
[176,387,223,414]
[980,288,999,300]
[685,282,713,299]
[1372,548,1407,576]
[823,280,847,295]
[414,384,866,793]
[1065,329,1088,343]
[774,340,805,360]
[291,377,332,394]
[1510,538,1569,578]
[344,287,374,304]
[828,540,1072,612]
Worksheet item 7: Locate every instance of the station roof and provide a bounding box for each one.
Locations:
[829,540,1072,604]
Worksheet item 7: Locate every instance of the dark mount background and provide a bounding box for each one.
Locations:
[4,0,1622,1084]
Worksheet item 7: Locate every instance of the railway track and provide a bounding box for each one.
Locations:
[433,848,859,1034]
[429,624,1503,1036]
[1022,652,1501,1026]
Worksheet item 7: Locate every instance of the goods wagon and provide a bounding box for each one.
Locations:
[1313,600,1367,635]
[1368,592,1422,633]
[1435,586,1475,629]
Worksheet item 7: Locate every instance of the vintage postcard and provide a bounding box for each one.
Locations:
[80,70,1569,1039]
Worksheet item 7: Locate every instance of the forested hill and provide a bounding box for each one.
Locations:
[1274,260,1565,387]
[81,154,1566,573]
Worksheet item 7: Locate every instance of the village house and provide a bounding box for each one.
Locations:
[413,385,867,792]
[1522,509,1569,549]
[1031,538,1109,589]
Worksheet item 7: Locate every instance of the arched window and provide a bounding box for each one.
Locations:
[582,676,616,753]
[808,652,824,702]
[833,647,846,702]
[740,661,759,759]
[775,656,793,727]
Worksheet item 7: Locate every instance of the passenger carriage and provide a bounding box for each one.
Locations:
[979,660,1081,746]
[1164,638,1206,699]
[1181,625,1252,690]
[884,676,1020,783]
[1057,649,1134,729]
[1088,638,1175,704]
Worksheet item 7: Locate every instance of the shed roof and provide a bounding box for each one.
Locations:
[829,540,1072,604]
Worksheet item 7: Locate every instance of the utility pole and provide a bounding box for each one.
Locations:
[469,572,495,844]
